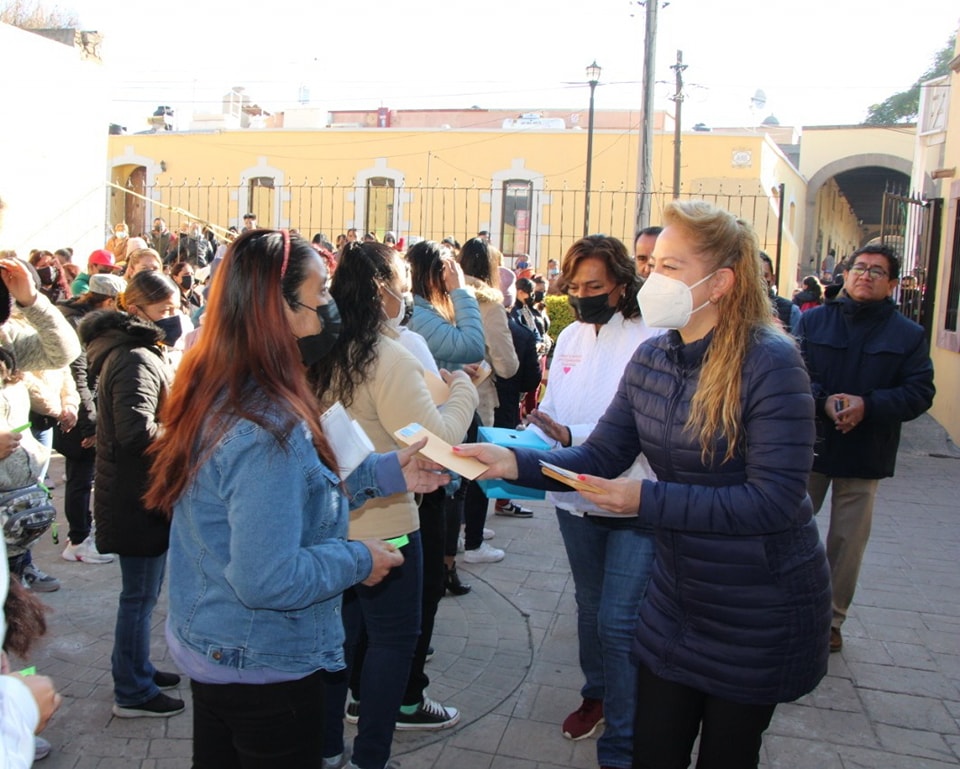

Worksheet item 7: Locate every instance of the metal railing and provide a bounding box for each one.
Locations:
[112,178,783,267]
[880,187,944,341]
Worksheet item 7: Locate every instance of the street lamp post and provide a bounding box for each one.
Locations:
[583,60,601,237]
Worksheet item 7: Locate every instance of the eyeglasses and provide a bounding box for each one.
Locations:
[848,264,889,280]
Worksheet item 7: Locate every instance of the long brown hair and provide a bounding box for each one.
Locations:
[3,575,48,657]
[663,200,781,464]
[407,240,454,320]
[144,230,336,515]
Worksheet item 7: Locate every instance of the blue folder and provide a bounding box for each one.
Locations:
[475,426,549,501]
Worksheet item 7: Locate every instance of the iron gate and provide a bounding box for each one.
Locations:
[880,190,944,343]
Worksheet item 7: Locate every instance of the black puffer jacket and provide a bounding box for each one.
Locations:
[79,311,173,557]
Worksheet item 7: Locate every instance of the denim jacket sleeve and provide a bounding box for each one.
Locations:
[218,422,373,611]
[343,453,405,509]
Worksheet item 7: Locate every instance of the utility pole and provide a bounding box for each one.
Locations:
[583,62,601,237]
[636,0,658,230]
[670,50,686,199]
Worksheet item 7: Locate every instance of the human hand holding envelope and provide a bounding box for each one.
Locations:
[462,360,492,386]
[538,460,606,495]
[393,423,488,480]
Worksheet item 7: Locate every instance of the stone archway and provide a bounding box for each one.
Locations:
[802,153,930,266]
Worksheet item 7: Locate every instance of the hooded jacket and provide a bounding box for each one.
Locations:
[79,310,173,556]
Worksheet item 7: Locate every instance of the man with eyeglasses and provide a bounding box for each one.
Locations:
[796,244,934,654]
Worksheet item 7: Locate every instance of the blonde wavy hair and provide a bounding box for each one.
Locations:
[663,200,781,464]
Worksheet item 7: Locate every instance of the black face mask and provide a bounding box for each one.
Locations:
[297,299,342,366]
[400,292,415,327]
[37,265,58,286]
[180,274,194,290]
[152,315,183,346]
[568,289,618,325]
[533,290,545,303]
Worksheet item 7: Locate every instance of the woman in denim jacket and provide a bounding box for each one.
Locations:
[144,230,447,768]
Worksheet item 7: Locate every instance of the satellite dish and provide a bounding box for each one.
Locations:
[750,89,767,110]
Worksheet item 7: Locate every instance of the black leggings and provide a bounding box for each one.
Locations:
[633,665,776,769]
[444,412,488,554]
[192,670,325,768]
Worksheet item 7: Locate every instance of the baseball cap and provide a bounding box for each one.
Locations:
[89,273,127,297]
[88,249,115,267]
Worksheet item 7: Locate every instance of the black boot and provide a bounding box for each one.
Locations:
[444,563,471,596]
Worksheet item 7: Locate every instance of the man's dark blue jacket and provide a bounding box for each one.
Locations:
[796,295,935,479]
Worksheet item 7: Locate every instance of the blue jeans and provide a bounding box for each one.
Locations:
[556,509,655,769]
[113,554,166,706]
[323,531,422,769]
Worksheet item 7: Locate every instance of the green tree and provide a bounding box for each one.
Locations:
[0,0,78,28]
[864,36,955,125]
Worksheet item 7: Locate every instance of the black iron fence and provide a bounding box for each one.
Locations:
[112,178,782,268]
[879,188,943,342]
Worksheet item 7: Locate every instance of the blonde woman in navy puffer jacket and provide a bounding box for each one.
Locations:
[458,201,831,769]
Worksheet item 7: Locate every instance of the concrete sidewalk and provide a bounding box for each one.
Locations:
[19,413,960,768]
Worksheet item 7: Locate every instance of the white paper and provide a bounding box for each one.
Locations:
[320,402,375,479]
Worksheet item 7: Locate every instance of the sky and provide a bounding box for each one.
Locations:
[60,0,960,133]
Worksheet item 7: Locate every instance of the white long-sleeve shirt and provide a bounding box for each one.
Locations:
[528,313,660,516]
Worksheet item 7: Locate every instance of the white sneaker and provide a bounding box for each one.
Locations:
[62,537,114,564]
[463,542,505,563]
[483,527,495,540]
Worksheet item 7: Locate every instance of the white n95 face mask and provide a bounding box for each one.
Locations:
[637,271,715,329]
[381,284,406,330]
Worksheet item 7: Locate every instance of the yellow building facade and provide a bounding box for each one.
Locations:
[109,127,804,294]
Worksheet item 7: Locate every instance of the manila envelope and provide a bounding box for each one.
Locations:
[394,422,487,480]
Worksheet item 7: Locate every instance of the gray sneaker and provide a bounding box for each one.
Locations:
[34,736,52,761]
[22,563,61,593]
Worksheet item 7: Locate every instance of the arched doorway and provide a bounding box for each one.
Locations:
[110,164,147,237]
[803,154,917,277]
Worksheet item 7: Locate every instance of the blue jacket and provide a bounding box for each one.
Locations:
[408,289,484,371]
[167,408,392,677]
[514,328,831,704]
[796,296,934,479]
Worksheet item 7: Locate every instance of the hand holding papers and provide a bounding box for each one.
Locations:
[394,423,487,480]
[539,460,607,495]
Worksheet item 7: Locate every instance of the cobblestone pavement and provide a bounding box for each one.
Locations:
[17,414,960,768]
